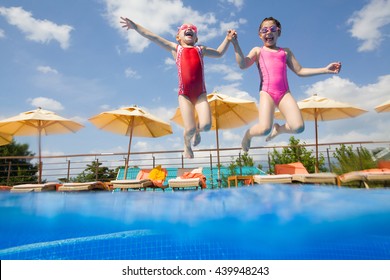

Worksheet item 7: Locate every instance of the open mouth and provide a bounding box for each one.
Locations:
[184,30,194,37]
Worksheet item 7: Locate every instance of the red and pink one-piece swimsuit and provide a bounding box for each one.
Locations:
[176,45,206,104]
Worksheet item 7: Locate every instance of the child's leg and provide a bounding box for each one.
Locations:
[189,93,211,147]
[195,93,212,132]
[265,92,304,141]
[242,92,275,151]
[178,95,197,158]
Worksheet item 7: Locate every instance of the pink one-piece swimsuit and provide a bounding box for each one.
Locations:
[258,47,289,105]
[176,45,206,104]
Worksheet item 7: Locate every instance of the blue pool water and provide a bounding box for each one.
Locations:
[0,185,390,260]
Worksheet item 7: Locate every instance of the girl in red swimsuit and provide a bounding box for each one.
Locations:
[121,18,236,158]
[231,17,341,152]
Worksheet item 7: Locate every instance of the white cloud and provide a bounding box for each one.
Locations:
[100,104,113,111]
[0,28,4,38]
[164,57,175,66]
[104,0,241,53]
[347,0,390,52]
[142,106,176,123]
[207,64,243,81]
[0,6,73,49]
[222,129,242,142]
[220,19,245,31]
[212,82,256,102]
[125,67,141,79]
[37,65,58,74]
[219,0,244,10]
[27,97,64,111]
[304,75,390,110]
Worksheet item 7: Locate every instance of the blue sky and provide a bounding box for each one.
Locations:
[0,0,389,161]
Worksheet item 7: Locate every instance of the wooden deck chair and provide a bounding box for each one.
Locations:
[110,166,168,191]
[275,162,338,185]
[57,181,109,192]
[292,173,338,184]
[338,168,390,188]
[10,182,58,193]
[253,174,293,184]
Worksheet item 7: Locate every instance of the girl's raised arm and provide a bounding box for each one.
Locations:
[120,17,177,53]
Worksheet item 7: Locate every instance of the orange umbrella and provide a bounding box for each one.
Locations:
[89,106,173,179]
[274,94,367,172]
[0,108,84,183]
[0,133,12,146]
[375,100,390,113]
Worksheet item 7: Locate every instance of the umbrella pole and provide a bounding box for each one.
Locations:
[124,120,134,180]
[314,111,319,173]
[216,127,221,187]
[214,107,221,187]
[38,128,42,184]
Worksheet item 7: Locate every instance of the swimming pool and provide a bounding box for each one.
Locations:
[0,184,389,260]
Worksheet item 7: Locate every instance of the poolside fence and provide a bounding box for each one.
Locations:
[1,140,389,185]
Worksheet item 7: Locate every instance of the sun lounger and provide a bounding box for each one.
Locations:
[338,168,390,188]
[292,173,337,184]
[0,185,12,191]
[10,182,58,193]
[275,162,338,185]
[111,178,154,191]
[168,168,206,191]
[57,181,108,192]
[253,174,293,184]
[110,166,168,191]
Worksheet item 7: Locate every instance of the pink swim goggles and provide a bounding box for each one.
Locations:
[178,24,198,33]
[259,25,279,34]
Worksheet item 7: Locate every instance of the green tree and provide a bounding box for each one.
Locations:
[70,160,116,182]
[268,136,325,173]
[217,152,258,188]
[332,144,376,175]
[0,140,38,185]
[233,152,254,168]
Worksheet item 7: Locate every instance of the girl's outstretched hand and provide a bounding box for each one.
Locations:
[227,29,237,41]
[120,17,135,30]
[327,62,342,74]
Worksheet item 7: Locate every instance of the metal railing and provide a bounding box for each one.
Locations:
[1,140,389,185]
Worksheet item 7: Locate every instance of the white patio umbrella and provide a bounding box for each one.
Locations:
[171,92,258,184]
[274,94,368,172]
[0,108,84,183]
[89,106,173,179]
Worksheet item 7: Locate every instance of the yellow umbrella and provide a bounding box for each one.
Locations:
[274,94,368,172]
[89,106,173,179]
[0,133,13,146]
[171,92,258,183]
[375,99,390,113]
[0,107,84,183]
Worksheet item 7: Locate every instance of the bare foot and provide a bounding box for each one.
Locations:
[241,130,251,152]
[193,131,201,147]
[183,137,194,158]
[266,123,280,142]
[183,145,194,158]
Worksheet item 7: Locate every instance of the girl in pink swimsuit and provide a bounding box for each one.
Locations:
[121,18,236,158]
[231,17,341,152]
